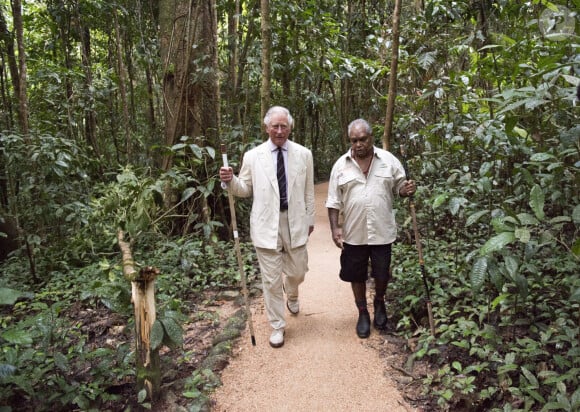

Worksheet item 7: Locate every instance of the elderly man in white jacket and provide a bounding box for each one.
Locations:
[219,106,315,348]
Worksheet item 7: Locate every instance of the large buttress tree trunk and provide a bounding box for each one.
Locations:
[158,0,219,236]
[159,0,220,172]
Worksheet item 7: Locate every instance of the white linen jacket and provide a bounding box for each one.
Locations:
[226,139,315,250]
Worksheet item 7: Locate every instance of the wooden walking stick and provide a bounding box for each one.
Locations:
[400,137,436,337]
[220,144,256,346]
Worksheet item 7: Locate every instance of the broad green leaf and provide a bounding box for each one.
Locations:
[505,352,516,364]
[525,388,545,403]
[432,193,448,209]
[562,74,580,86]
[525,98,547,110]
[498,363,518,374]
[572,204,580,224]
[491,217,514,233]
[138,388,148,403]
[521,366,539,388]
[0,364,16,378]
[171,143,187,152]
[504,256,519,278]
[0,288,22,306]
[161,317,183,348]
[573,238,580,257]
[515,227,531,243]
[516,213,539,226]
[449,197,467,216]
[470,256,488,294]
[549,216,571,224]
[530,152,555,162]
[499,99,527,114]
[466,210,489,227]
[491,293,510,310]
[570,287,580,302]
[181,187,196,202]
[1,329,33,345]
[488,260,504,291]
[206,146,216,159]
[150,320,164,351]
[54,352,69,372]
[529,185,545,220]
[479,162,492,176]
[189,144,203,159]
[514,274,529,299]
[480,232,516,256]
[513,126,528,138]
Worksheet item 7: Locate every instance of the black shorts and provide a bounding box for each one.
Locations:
[339,243,392,283]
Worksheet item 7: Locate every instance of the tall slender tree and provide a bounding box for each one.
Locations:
[382,0,401,151]
[260,0,271,124]
[11,0,28,135]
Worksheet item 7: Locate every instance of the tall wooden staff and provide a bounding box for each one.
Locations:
[220,144,257,345]
[400,137,436,336]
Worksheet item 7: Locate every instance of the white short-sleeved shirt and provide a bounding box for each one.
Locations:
[325,147,407,245]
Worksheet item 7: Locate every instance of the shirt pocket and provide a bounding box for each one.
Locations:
[372,168,395,190]
[337,171,358,188]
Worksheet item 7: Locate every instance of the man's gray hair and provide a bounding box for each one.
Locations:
[347,119,372,137]
[264,106,294,129]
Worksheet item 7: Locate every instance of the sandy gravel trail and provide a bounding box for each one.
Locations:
[211,182,415,411]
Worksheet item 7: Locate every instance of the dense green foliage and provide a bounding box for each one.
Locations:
[1,0,578,410]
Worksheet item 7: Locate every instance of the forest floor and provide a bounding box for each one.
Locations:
[81,182,439,411]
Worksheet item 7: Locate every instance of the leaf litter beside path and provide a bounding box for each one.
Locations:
[61,284,439,412]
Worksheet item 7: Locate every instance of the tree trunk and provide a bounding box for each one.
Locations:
[11,0,28,135]
[159,0,220,171]
[227,0,241,126]
[0,8,18,130]
[260,0,271,124]
[74,4,101,159]
[382,0,401,151]
[117,230,161,401]
[113,7,132,163]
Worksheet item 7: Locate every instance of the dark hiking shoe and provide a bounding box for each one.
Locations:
[373,299,387,330]
[356,309,371,338]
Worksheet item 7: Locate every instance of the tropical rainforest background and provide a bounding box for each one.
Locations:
[0,0,578,410]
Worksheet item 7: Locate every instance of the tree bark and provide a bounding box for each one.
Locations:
[260,0,271,125]
[74,4,101,158]
[117,230,161,401]
[382,0,402,151]
[11,0,28,135]
[113,7,132,163]
[0,8,18,130]
[159,0,220,171]
[227,0,241,126]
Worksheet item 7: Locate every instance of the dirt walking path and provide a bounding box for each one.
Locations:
[210,182,416,411]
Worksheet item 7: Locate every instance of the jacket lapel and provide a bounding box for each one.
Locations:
[286,141,297,198]
[257,142,279,193]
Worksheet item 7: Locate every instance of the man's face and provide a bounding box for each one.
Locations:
[266,112,291,147]
[349,126,373,158]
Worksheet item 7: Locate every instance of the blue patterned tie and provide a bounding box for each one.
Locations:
[277,147,288,210]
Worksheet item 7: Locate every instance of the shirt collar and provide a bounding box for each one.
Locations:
[269,140,288,152]
[347,146,376,159]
